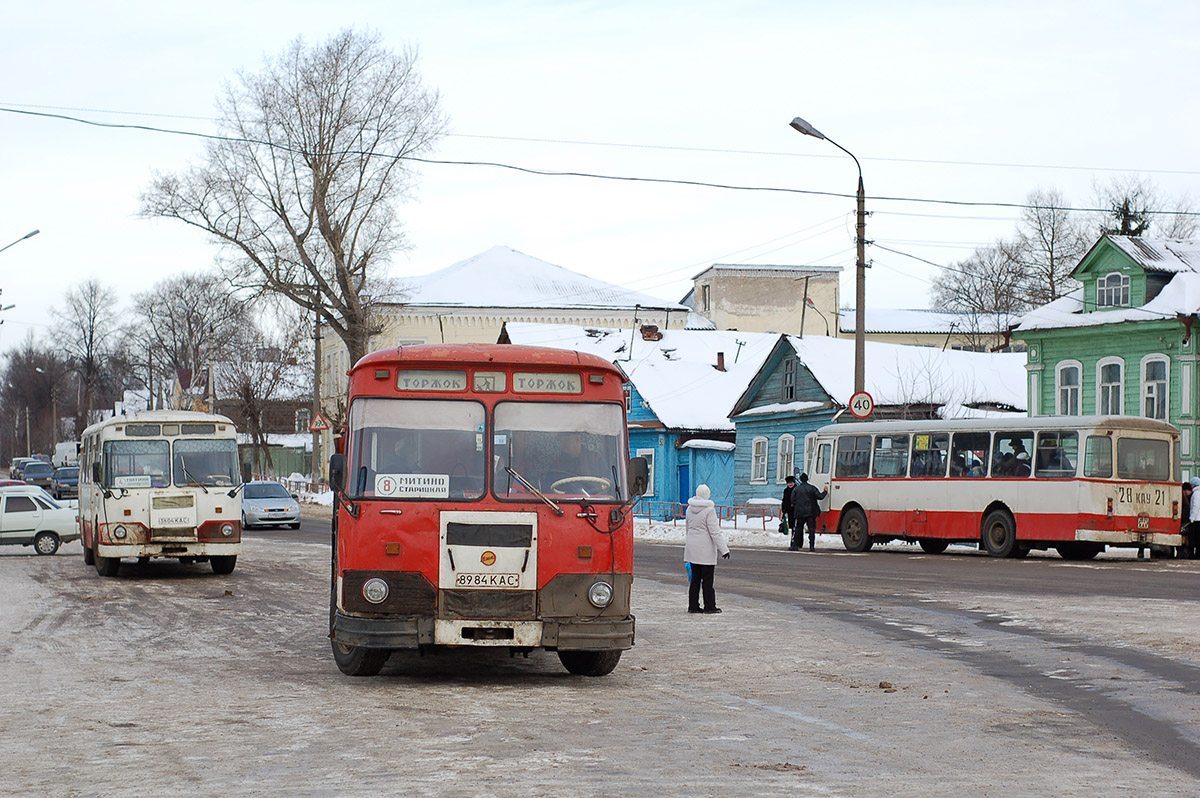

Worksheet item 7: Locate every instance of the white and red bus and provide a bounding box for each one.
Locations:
[328,344,647,677]
[79,410,245,577]
[804,415,1181,559]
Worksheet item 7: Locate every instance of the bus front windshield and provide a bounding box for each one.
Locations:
[495,402,628,502]
[347,398,487,500]
[173,439,240,487]
[104,440,170,488]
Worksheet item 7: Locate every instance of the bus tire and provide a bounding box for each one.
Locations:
[82,538,94,566]
[558,649,622,677]
[95,553,121,578]
[982,510,1019,558]
[210,555,237,575]
[839,507,872,552]
[918,539,948,554]
[33,532,60,556]
[1056,543,1102,561]
[331,640,389,677]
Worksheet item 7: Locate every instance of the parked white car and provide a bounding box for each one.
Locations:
[0,485,79,555]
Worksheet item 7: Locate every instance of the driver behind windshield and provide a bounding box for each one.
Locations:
[538,431,608,492]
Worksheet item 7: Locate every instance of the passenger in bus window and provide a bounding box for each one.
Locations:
[390,432,421,473]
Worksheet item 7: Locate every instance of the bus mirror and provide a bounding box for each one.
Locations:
[628,456,649,497]
[329,453,346,493]
[241,462,252,484]
[92,462,101,484]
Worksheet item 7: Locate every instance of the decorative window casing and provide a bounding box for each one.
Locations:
[1056,361,1082,415]
[750,437,768,484]
[1096,357,1124,415]
[776,434,795,482]
[1141,355,1170,420]
[782,358,796,401]
[635,448,655,497]
[1096,272,1131,307]
[295,408,311,434]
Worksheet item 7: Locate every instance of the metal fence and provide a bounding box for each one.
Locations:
[632,499,779,531]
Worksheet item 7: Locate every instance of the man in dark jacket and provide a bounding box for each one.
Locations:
[781,475,796,537]
[790,472,828,552]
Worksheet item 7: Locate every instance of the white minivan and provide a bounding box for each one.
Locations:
[0,486,79,555]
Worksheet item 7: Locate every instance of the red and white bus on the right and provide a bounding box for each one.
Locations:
[804,415,1182,559]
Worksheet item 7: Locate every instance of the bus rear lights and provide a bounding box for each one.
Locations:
[1106,498,1114,518]
[587,581,614,608]
[362,578,390,604]
[1173,500,1179,518]
[113,525,128,540]
[220,523,235,537]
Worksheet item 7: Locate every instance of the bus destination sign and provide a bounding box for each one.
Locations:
[513,372,582,394]
[396,370,467,392]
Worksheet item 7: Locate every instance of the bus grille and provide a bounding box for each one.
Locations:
[152,495,195,510]
[441,589,536,620]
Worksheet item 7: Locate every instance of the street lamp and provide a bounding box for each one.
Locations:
[804,296,830,337]
[789,117,867,393]
[0,229,39,255]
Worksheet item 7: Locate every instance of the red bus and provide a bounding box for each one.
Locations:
[328,344,647,677]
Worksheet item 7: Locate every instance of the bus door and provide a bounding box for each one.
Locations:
[805,434,832,514]
[908,432,949,537]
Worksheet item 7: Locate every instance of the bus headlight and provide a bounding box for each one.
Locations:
[220,523,234,537]
[587,580,614,608]
[362,577,389,605]
[113,525,127,540]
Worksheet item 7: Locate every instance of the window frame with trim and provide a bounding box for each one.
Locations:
[1096,356,1124,416]
[750,436,769,484]
[1056,360,1082,416]
[776,434,795,482]
[1141,354,1170,421]
[635,447,656,497]
[1096,272,1131,308]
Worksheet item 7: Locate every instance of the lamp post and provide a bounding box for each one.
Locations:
[789,117,867,393]
[0,229,39,255]
[804,296,830,337]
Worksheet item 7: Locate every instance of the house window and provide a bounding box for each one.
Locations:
[701,284,711,313]
[295,408,311,434]
[1056,361,1081,415]
[1142,355,1169,420]
[623,383,632,412]
[776,434,795,481]
[1097,358,1123,415]
[751,437,768,484]
[1096,273,1131,307]
[782,358,796,401]
[635,448,655,497]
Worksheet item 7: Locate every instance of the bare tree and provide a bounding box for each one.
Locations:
[140,29,446,364]
[1007,188,1088,306]
[52,278,119,427]
[131,273,249,408]
[931,243,1029,345]
[1093,175,1198,239]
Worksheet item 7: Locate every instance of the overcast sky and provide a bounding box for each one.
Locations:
[3,1,1198,351]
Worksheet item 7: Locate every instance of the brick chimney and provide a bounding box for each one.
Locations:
[716,352,726,372]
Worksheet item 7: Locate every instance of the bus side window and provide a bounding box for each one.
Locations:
[910,433,948,478]
[815,443,832,475]
[1084,435,1113,478]
[835,436,871,478]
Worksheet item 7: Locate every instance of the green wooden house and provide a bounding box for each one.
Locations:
[1013,235,1200,477]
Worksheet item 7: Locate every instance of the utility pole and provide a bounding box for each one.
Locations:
[24,406,30,457]
[312,303,322,490]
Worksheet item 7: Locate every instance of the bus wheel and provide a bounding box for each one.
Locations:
[331,640,389,677]
[210,555,237,575]
[918,539,948,554]
[1056,543,1102,561]
[33,532,60,556]
[839,507,872,552]
[95,553,121,578]
[982,510,1019,558]
[82,538,94,566]
[558,649,622,677]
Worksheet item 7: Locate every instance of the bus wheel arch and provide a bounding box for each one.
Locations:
[558,649,622,676]
[838,505,873,552]
[331,640,390,677]
[981,506,1023,558]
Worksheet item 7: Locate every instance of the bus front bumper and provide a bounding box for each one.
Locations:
[331,612,635,651]
[94,542,242,558]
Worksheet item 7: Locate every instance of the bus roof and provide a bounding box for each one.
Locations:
[82,409,236,437]
[815,415,1179,438]
[354,343,624,378]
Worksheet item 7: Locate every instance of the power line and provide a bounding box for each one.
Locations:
[5,106,1200,217]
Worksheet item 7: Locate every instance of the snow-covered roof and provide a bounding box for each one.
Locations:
[1016,274,1200,332]
[501,322,778,431]
[1103,236,1200,274]
[236,432,313,451]
[679,439,736,452]
[394,246,687,311]
[783,335,1027,412]
[693,262,842,280]
[839,308,1011,334]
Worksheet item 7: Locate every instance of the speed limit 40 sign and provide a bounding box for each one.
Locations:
[849,391,874,419]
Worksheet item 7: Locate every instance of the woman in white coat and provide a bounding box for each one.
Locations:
[684,484,730,614]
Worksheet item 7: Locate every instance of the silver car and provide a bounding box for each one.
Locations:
[241,481,301,529]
